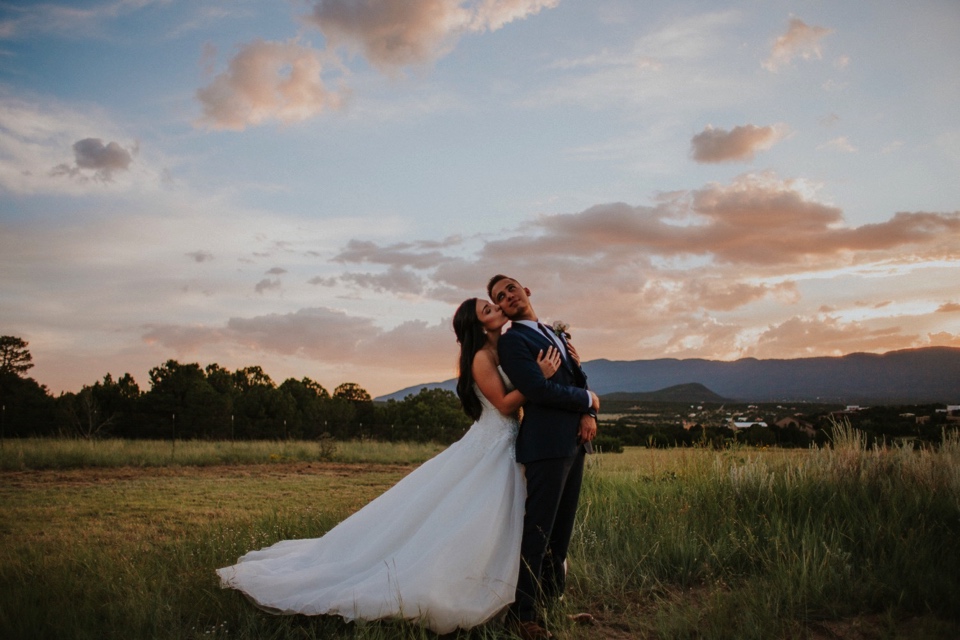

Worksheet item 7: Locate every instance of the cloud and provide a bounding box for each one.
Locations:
[333,238,455,268]
[303,0,466,70]
[690,124,784,163]
[340,267,426,294]
[142,324,225,353]
[0,0,167,39]
[937,302,960,313]
[820,113,840,127]
[266,267,288,275]
[763,18,833,72]
[302,0,558,71]
[743,313,919,358]
[518,11,750,116]
[186,251,214,263]
[471,0,560,31]
[310,172,960,372]
[926,332,960,347]
[50,137,135,182]
[469,175,852,267]
[143,306,455,374]
[254,278,282,293]
[333,174,960,300]
[0,96,158,195]
[680,279,800,312]
[226,307,375,360]
[74,137,134,171]
[196,39,345,131]
[819,136,856,153]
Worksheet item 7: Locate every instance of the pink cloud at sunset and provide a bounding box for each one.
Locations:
[127,171,960,394]
[690,125,785,163]
[303,0,559,70]
[763,18,833,72]
[196,39,344,131]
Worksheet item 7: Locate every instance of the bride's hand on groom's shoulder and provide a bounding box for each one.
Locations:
[566,341,581,366]
[536,346,562,378]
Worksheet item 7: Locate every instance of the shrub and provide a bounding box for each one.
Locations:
[593,434,624,453]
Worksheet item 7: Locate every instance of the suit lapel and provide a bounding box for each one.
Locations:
[510,322,553,347]
[511,323,584,381]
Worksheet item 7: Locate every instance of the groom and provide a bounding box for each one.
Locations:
[488,275,599,639]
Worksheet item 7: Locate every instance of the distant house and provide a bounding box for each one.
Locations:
[730,418,767,429]
[937,405,960,422]
[831,405,867,418]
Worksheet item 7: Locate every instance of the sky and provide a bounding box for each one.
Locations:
[1,0,959,398]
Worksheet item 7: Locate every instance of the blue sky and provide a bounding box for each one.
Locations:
[1,0,959,396]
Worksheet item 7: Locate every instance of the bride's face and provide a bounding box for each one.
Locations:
[475,300,507,334]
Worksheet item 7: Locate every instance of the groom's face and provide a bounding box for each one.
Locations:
[490,278,531,319]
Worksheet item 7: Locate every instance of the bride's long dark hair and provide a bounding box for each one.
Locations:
[453,298,486,421]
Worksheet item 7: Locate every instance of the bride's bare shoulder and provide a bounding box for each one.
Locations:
[472,349,500,378]
[471,348,499,376]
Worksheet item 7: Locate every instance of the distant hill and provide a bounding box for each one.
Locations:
[376,347,960,404]
[602,383,730,404]
[377,379,459,402]
[583,347,960,403]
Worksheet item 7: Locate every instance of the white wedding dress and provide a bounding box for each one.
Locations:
[217,373,524,634]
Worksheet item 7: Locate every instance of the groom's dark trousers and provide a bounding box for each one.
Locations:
[514,449,586,621]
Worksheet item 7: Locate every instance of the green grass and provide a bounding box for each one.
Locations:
[2,429,959,639]
[0,437,446,470]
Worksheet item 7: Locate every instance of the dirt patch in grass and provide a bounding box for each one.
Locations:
[561,610,960,640]
[1,460,416,487]
[557,585,960,640]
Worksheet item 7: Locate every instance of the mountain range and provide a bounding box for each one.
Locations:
[375,347,960,404]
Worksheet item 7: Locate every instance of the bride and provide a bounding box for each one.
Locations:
[216,298,561,634]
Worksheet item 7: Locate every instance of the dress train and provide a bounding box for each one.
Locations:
[217,381,524,634]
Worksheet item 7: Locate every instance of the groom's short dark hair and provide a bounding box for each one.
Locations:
[487,274,517,299]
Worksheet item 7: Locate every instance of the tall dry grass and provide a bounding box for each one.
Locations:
[568,424,960,637]
[0,437,445,470]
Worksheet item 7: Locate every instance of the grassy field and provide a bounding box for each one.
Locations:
[2,431,959,639]
[0,437,447,470]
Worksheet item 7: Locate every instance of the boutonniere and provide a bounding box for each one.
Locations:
[551,320,571,340]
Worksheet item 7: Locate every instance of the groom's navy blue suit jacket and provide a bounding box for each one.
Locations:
[498,322,594,464]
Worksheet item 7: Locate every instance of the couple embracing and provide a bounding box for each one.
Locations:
[217,275,599,639]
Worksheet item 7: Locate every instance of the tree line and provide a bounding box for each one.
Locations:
[0,336,471,443]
